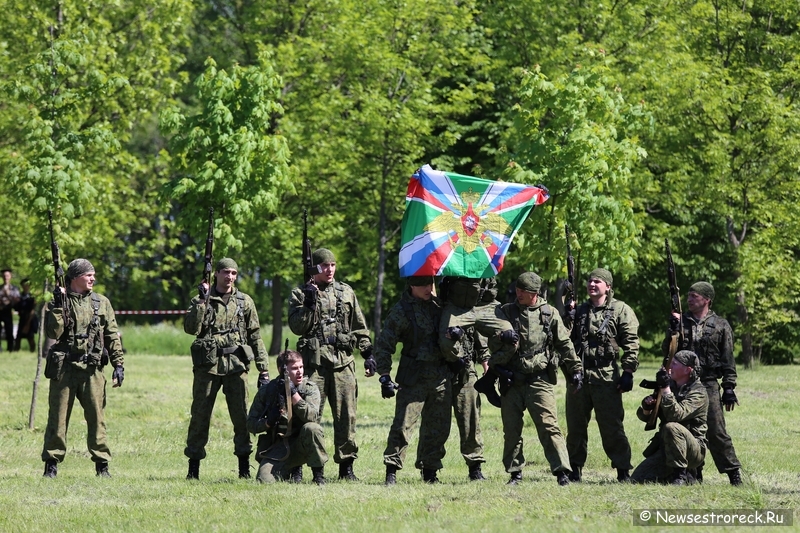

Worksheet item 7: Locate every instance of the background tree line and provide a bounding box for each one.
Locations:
[1,0,797,364]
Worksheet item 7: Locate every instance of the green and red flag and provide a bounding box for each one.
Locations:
[399,164,549,278]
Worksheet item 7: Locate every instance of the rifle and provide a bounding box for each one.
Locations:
[202,208,214,285]
[643,238,683,431]
[563,224,576,330]
[47,210,70,331]
[302,208,316,284]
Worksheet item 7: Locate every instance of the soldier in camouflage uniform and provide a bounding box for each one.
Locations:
[566,268,640,482]
[288,248,374,481]
[41,259,125,478]
[184,258,270,480]
[375,276,451,484]
[438,277,518,364]
[661,281,742,485]
[493,272,583,486]
[247,350,328,485]
[633,350,708,485]
[449,326,489,481]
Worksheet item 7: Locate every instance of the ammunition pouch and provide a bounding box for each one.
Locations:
[190,337,218,367]
[297,337,321,367]
[335,333,355,353]
[44,349,68,380]
[517,349,548,375]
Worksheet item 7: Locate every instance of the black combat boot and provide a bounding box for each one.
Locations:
[670,467,689,485]
[385,465,397,486]
[186,459,200,480]
[237,455,251,479]
[617,468,631,482]
[95,461,111,478]
[289,466,303,483]
[338,458,358,481]
[311,467,326,486]
[507,471,522,485]
[568,464,582,482]
[468,464,486,481]
[43,459,58,478]
[422,468,440,484]
[728,469,742,486]
[556,471,570,486]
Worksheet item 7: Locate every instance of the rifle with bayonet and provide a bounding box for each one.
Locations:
[641,239,683,431]
[48,210,70,330]
[202,207,214,286]
[302,208,315,283]
[563,224,577,330]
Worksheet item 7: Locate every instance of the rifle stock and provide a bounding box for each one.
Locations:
[644,239,683,431]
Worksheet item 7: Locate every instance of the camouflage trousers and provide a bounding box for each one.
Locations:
[501,374,570,474]
[451,366,484,468]
[565,367,633,470]
[439,302,514,361]
[255,423,329,483]
[632,423,705,483]
[185,369,251,460]
[42,364,111,464]
[307,360,358,463]
[703,380,741,473]
[384,362,452,470]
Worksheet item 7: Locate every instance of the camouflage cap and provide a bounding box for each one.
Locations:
[67,259,94,279]
[516,272,542,293]
[407,276,434,286]
[216,258,239,271]
[673,350,700,368]
[588,268,613,286]
[689,281,714,301]
[312,248,336,265]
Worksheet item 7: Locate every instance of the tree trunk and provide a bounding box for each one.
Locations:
[736,289,755,368]
[373,171,389,340]
[270,274,283,355]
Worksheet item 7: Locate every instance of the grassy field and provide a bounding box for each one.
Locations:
[0,344,798,532]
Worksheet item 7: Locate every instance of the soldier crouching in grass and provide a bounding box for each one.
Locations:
[632,350,708,485]
[247,349,328,485]
[41,259,125,478]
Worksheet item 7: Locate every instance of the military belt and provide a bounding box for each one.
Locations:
[513,369,548,385]
[583,357,613,369]
[217,346,241,356]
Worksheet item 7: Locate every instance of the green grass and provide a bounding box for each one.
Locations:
[1,351,798,532]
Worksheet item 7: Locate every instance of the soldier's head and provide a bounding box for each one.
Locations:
[586,268,613,302]
[21,278,31,291]
[312,248,336,285]
[670,350,699,384]
[1,268,11,283]
[67,259,95,294]
[515,272,541,306]
[407,276,434,301]
[277,349,304,385]
[688,281,714,315]
[214,258,238,294]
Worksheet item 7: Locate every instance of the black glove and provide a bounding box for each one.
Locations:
[669,315,681,332]
[721,387,739,411]
[265,402,282,427]
[112,366,124,387]
[379,375,396,399]
[641,395,656,411]
[499,329,519,345]
[617,370,634,392]
[302,283,318,309]
[655,368,670,389]
[53,288,65,308]
[495,365,514,396]
[198,283,210,300]
[571,371,583,393]
[446,326,464,341]
[288,380,299,396]
[447,357,468,375]
[364,355,377,375]
[257,373,270,389]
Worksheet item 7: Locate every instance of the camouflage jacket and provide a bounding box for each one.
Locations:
[374,290,443,376]
[493,300,581,378]
[184,286,268,375]
[637,377,708,446]
[247,376,321,449]
[289,280,371,370]
[661,311,736,389]
[571,297,640,373]
[45,290,123,368]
